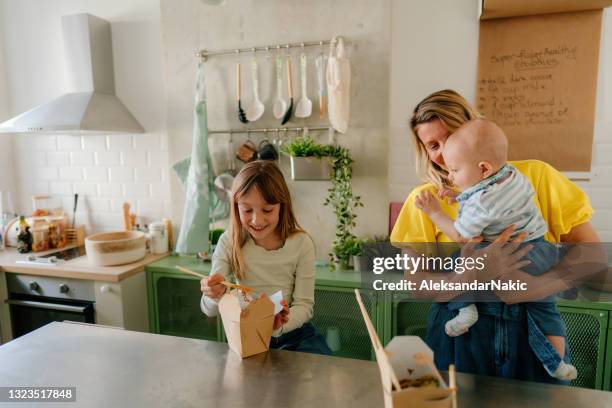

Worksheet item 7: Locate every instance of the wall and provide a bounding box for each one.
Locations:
[388,0,612,241]
[160,0,391,259]
[0,1,16,209]
[0,0,170,232]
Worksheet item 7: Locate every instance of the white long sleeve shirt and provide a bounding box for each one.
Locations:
[200,231,316,336]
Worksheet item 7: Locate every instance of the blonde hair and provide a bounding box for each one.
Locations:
[229,161,303,280]
[409,90,482,188]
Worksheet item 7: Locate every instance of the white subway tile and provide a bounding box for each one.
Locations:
[36,167,58,181]
[160,133,168,151]
[57,135,82,150]
[59,167,83,181]
[82,135,108,151]
[122,151,147,167]
[49,182,72,195]
[150,182,170,198]
[87,198,111,212]
[32,136,57,151]
[148,151,169,166]
[111,199,129,212]
[92,213,123,230]
[135,168,161,182]
[109,167,134,182]
[123,183,149,198]
[96,151,121,166]
[29,181,49,196]
[593,144,612,165]
[98,183,123,197]
[32,152,47,166]
[46,152,71,166]
[83,167,109,182]
[134,133,160,150]
[108,134,133,151]
[591,210,612,231]
[71,152,95,166]
[73,183,97,196]
[137,198,163,215]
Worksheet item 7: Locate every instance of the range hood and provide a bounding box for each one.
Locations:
[0,13,144,134]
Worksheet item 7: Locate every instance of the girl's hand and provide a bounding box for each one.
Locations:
[201,274,226,301]
[415,191,442,215]
[273,299,289,330]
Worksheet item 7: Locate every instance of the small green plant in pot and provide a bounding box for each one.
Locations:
[281,136,332,180]
[282,137,363,269]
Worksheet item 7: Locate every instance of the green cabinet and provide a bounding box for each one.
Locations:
[312,286,380,360]
[557,306,608,389]
[145,256,612,390]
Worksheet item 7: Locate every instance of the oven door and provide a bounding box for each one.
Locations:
[7,294,95,338]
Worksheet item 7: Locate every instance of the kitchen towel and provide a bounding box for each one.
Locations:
[326,37,350,134]
[174,61,214,255]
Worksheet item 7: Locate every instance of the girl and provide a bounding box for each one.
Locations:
[200,160,331,355]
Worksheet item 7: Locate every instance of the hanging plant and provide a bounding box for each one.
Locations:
[282,137,363,268]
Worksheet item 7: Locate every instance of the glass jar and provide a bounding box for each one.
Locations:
[32,225,49,252]
[47,216,66,249]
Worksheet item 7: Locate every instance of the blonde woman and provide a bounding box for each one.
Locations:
[391,89,601,383]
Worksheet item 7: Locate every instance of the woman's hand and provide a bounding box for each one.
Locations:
[273,299,289,330]
[200,274,226,301]
[415,191,442,215]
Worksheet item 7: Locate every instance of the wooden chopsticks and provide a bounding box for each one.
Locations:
[174,266,253,293]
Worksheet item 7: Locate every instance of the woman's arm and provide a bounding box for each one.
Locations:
[495,222,607,303]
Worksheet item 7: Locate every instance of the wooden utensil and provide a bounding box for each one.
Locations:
[175,266,253,293]
[123,202,131,231]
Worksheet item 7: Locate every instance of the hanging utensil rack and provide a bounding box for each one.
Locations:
[195,39,335,60]
[208,126,331,134]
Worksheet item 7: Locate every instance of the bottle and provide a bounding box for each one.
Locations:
[148,221,168,254]
[17,216,33,253]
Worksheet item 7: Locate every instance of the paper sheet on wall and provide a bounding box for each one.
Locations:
[476,10,603,171]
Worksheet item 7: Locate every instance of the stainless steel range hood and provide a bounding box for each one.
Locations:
[0,13,144,134]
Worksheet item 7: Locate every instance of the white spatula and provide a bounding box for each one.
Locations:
[295,52,312,118]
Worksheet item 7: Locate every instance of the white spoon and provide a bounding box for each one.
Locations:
[295,52,312,118]
[246,56,264,122]
[273,54,287,119]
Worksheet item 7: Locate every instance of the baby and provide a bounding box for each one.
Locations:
[415,118,576,381]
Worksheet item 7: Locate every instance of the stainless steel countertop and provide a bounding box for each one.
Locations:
[1,322,612,408]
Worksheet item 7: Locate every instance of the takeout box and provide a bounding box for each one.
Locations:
[355,290,456,408]
[218,290,275,358]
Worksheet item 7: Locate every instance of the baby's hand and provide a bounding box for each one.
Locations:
[438,187,457,204]
[415,191,442,215]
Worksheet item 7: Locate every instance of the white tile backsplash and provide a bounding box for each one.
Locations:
[14,132,171,231]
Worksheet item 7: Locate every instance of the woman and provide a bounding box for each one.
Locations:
[391,89,601,383]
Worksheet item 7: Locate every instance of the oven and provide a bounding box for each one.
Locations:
[6,273,95,338]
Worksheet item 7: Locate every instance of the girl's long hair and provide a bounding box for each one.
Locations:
[409,89,482,188]
[229,160,303,280]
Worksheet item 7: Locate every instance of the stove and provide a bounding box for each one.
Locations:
[16,245,86,266]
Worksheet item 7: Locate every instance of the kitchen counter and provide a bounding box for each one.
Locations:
[1,322,612,408]
[0,246,169,282]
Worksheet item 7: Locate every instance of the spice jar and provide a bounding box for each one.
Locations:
[47,216,66,249]
[32,225,49,252]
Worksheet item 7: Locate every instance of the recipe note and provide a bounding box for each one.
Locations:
[476,10,603,171]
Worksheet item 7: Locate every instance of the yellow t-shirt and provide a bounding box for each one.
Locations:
[390,160,593,245]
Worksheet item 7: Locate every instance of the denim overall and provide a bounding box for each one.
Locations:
[269,322,332,356]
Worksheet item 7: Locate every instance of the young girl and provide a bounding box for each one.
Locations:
[200,160,331,355]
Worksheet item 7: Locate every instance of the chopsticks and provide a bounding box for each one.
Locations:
[174,266,253,293]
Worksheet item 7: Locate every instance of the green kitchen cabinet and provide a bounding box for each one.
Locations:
[557,306,608,390]
[605,313,612,391]
[146,256,223,341]
[312,286,380,360]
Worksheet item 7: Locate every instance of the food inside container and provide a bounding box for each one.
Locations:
[48,216,67,249]
[31,195,63,217]
[32,225,50,252]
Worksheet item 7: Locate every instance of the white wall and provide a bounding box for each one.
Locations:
[0,0,170,231]
[388,0,612,241]
[0,1,16,210]
[160,0,391,259]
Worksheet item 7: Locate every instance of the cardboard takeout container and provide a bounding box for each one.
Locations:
[218,290,275,358]
[355,289,456,408]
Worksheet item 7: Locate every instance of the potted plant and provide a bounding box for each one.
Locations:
[281,136,332,180]
[352,237,374,272]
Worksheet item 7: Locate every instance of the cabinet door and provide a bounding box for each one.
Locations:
[312,286,379,360]
[559,306,608,390]
[150,273,221,341]
[392,295,432,341]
